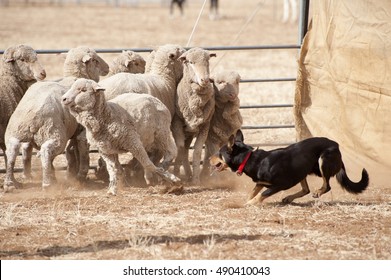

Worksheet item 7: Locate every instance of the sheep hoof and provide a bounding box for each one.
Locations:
[4,180,22,191]
[107,190,117,196]
[76,174,88,183]
[190,178,201,186]
[156,169,181,184]
[42,182,51,190]
[107,186,117,196]
[22,173,34,181]
[3,184,16,193]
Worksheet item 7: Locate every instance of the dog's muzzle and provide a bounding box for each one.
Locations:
[209,154,229,173]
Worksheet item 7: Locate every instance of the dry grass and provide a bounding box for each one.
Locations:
[1,0,390,260]
[1,175,390,259]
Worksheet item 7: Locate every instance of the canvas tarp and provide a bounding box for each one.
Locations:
[295,0,391,186]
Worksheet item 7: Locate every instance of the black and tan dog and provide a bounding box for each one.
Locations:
[210,130,369,204]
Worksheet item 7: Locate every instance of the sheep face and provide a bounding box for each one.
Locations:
[123,50,146,73]
[179,47,216,88]
[148,44,185,84]
[109,50,146,75]
[62,78,104,113]
[63,46,109,82]
[213,71,241,103]
[2,44,46,81]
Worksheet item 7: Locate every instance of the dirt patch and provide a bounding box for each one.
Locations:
[1,1,390,260]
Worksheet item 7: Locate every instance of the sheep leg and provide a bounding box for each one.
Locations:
[65,138,78,177]
[21,142,33,180]
[75,128,90,182]
[1,143,6,167]
[173,148,183,176]
[127,136,180,185]
[174,144,191,181]
[130,144,160,185]
[173,149,182,176]
[181,136,193,181]
[101,153,123,195]
[40,139,60,189]
[158,139,177,185]
[95,157,109,182]
[4,137,22,192]
[142,152,158,185]
[200,140,219,179]
[191,124,210,185]
[171,116,186,177]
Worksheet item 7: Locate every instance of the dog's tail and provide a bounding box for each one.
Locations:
[336,164,369,194]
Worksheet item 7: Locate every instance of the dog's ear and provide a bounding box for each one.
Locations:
[234,129,244,143]
[227,134,235,151]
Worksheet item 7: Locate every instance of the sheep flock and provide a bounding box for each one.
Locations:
[0,44,243,195]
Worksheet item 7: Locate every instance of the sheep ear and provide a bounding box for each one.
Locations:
[125,59,132,67]
[3,46,16,63]
[4,57,15,63]
[92,83,105,93]
[82,54,92,63]
[178,53,187,63]
[210,53,217,58]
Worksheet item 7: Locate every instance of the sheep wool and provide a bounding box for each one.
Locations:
[62,78,179,195]
[100,44,185,118]
[4,82,77,191]
[62,46,109,85]
[202,70,243,177]
[172,47,216,185]
[3,46,110,191]
[59,46,111,179]
[0,44,46,154]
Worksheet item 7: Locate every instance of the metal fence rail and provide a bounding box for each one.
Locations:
[0,44,301,55]
[0,43,299,117]
[0,44,299,150]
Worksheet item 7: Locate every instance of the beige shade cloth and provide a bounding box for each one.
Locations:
[294,0,391,186]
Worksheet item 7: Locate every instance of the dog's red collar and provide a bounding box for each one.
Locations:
[236,151,252,176]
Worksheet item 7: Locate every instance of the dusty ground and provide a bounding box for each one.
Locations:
[0,0,390,260]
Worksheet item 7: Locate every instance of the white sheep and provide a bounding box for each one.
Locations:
[59,46,110,179]
[62,78,180,195]
[108,50,146,76]
[4,82,77,191]
[201,70,243,178]
[171,47,216,185]
[3,47,109,191]
[59,46,109,88]
[99,44,185,118]
[95,93,178,185]
[0,44,46,161]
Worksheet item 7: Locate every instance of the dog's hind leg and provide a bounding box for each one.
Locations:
[282,178,311,203]
[246,184,264,205]
[248,184,264,199]
[312,151,340,198]
[313,176,331,198]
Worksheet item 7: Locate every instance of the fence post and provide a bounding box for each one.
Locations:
[298,0,310,45]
